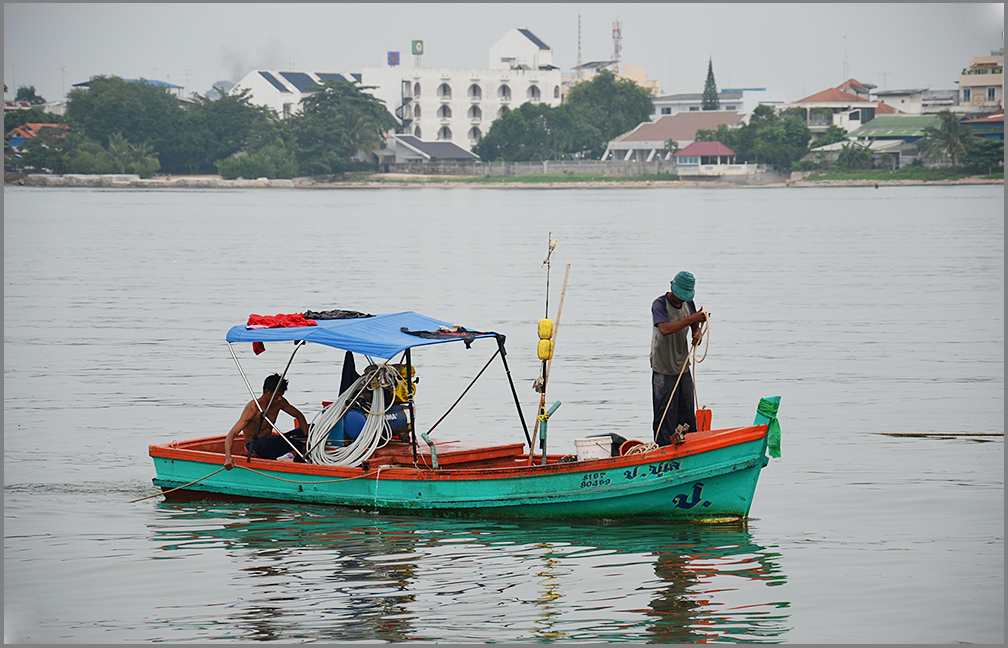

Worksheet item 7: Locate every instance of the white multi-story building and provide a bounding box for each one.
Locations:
[230,29,563,153]
[361,28,563,151]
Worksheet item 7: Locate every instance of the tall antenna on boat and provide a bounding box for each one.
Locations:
[541,233,557,318]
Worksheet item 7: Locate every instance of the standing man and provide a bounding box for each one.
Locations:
[651,271,707,446]
[224,373,310,469]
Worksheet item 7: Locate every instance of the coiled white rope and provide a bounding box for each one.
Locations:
[306,364,403,467]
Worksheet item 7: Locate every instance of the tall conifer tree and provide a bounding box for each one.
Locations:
[702,58,720,110]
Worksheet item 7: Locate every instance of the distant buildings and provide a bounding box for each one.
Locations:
[652,88,786,119]
[784,79,902,137]
[360,28,563,152]
[872,88,959,115]
[231,71,360,119]
[957,49,1004,114]
[378,134,480,166]
[602,111,746,161]
[5,122,71,147]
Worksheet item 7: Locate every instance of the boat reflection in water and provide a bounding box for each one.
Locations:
[148,503,790,643]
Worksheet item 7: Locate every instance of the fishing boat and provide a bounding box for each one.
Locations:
[147,309,782,523]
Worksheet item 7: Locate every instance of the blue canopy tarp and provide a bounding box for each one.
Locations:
[225,311,496,359]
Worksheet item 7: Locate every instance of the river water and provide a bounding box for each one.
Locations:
[3,183,1003,643]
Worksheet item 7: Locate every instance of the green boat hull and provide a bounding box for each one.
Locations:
[149,397,779,522]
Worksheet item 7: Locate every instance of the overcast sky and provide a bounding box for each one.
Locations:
[4,3,1004,105]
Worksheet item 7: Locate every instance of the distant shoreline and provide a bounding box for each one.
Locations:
[5,172,1003,190]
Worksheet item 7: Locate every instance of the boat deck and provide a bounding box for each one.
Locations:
[171,433,535,470]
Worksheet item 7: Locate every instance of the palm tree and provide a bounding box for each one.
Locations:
[837,140,872,170]
[107,132,133,173]
[917,110,973,167]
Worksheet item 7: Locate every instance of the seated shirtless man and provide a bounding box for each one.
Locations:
[224,373,310,469]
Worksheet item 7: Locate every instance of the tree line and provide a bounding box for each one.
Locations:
[4,75,395,178]
[5,72,1001,179]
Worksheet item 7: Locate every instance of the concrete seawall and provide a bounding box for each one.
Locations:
[6,171,999,189]
[7,173,299,189]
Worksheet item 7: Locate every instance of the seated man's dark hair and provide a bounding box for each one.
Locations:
[263,373,289,394]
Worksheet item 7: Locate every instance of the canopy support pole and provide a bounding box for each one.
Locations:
[406,348,417,466]
[496,335,533,450]
[230,340,308,461]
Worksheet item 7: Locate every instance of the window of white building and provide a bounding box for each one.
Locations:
[988,86,996,102]
[438,126,452,140]
[438,83,452,99]
[469,84,482,99]
[438,105,452,119]
[469,127,481,141]
[468,105,482,120]
[414,82,421,97]
[413,104,421,118]
[962,88,972,102]
[498,106,510,118]
[498,84,511,100]
[528,85,540,100]
[554,85,560,99]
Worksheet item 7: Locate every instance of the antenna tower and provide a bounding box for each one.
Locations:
[843,36,849,81]
[612,17,622,74]
[577,14,583,80]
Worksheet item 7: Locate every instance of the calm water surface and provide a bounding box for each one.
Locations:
[4,184,1003,643]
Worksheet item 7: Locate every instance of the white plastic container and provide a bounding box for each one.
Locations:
[574,436,611,461]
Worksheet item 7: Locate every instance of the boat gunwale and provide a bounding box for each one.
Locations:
[149,424,769,482]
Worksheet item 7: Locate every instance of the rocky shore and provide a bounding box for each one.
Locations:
[5,171,1002,189]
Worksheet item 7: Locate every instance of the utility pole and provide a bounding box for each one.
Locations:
[58,66,66,99]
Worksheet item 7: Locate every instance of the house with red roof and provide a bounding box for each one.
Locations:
[785,79,901,137]
[601,111,746,162]
[5,122,70,148]
[672,141,769,180]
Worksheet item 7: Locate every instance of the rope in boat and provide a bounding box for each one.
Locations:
[624,441,659,455]
[306,364,401,467]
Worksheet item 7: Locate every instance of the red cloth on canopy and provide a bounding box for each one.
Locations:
[246,313,318,329]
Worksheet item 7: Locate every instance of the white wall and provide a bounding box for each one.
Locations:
[488,28,552,70]
[362,65,562,151]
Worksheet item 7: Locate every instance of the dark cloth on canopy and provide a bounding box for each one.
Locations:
[303,309,373,320]
[400,326,494,349]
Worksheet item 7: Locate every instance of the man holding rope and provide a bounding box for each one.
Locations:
[224,373,309,469]
[651,271,707,446]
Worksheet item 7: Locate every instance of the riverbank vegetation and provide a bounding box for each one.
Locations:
[797,166,1003,183]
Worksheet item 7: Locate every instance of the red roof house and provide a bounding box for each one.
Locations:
[674,141,738,160]
[5,122,70,147]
